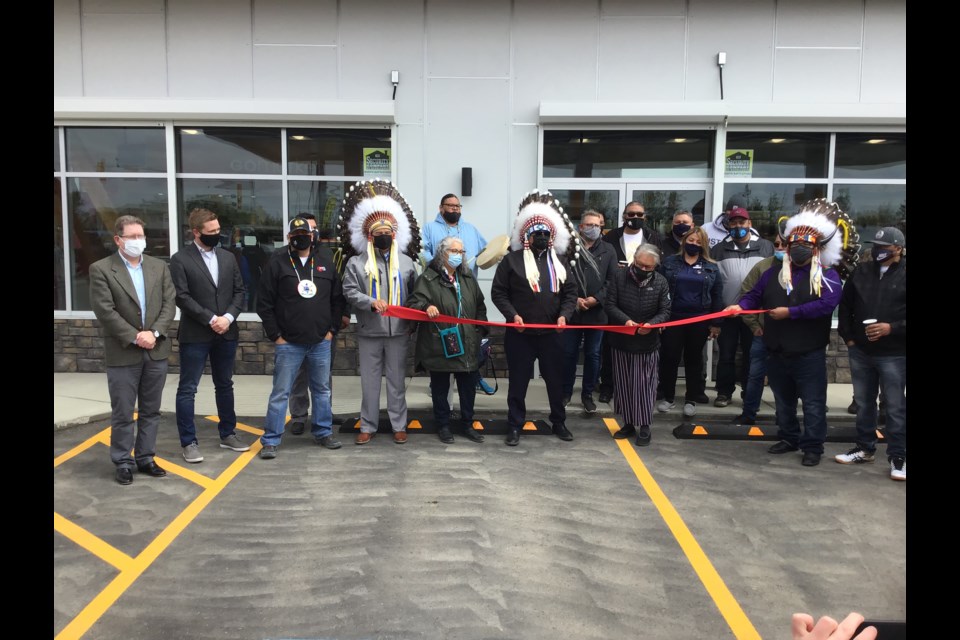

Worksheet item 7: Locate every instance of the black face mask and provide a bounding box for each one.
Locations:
[683,243,701,256]
[290,235,312,251]
[630,265,653,282]
[373,235,393,251]
[871,245,894,263]
[442,211,461,224]
[530,235,550,251]
[788,244,814,265]
[625,218,644,230]
[199,233,221,248]
[673,223,692,238]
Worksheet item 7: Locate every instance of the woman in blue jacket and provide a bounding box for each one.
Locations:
[656,226,724,418]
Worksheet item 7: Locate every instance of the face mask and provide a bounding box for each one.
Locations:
[683,243,701,256]
[199,233,221,248]
[730,226,749,240]
[447,253,463,269]
[581,226,601,241]
[122,238,146,257]
[373,234,393,251]
[631,265,653,281]
[673,223,692,238]
[530,235,550,251]
[774,250,786,261]
[442,211,461,224]
[871,245,894,263]
[290,235,312,251]
[625,218,643,230]
[788,245,814,265]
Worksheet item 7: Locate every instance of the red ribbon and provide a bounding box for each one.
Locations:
[383,306,766,334]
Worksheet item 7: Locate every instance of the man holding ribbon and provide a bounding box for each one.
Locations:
[256,217,346,459]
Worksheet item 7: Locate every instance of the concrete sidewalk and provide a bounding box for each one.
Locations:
[54,371,856,429]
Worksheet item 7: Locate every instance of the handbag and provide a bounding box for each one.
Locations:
[435,274,465,359]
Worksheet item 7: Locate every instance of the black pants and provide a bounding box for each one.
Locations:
[430,370,477,428]
[658,322,710,403]
[598,333,613,396]
[716,316,754,397]
[505,329,566,429]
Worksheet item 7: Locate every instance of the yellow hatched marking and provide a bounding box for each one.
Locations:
[603,418,760,640]
[55,428,111,468]
[206,416,264,437]
[692,425,708,435]
[747,427,765,437]
[154,457,214,489]
[54,512,133,572]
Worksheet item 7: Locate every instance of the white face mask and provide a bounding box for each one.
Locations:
[123,238,147,257]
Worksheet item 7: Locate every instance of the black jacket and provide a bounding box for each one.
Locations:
[491,249,577,334]
[571,239,618,325]
[257,247,346,344]
[169,243,246,343]
[603,224,664,263]
[838,259,906,356]
[659,254,724,325]
[604,268,672,354]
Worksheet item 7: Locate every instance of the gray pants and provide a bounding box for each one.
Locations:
[107,352,169,469]
[289,338,337,423]
[358,335,408,433]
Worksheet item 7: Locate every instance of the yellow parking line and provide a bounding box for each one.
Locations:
[153,456,215,489]
[54,512,133,572]
[205,415,265,437]
[603,418,760,640]
[55,442,262,640]
[54,428,111,468]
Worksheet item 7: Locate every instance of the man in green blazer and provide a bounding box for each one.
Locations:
[89,215,177,485]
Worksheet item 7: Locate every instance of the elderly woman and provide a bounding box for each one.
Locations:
[407,237,488,444]
[604,243,672,446]
[656,226,724,418]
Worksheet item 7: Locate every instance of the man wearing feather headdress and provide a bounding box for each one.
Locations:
[491,191,579,447]
[726,199,853,467]
[341,181,419,445]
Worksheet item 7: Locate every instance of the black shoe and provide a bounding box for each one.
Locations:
[598,388,613,404]
[462,424,485,443]
[612,424,636,439]
[713,395,731,408]
[553,424,573,441]
[634,425,651,447]
[505,429,520,446]
[137,461,167,477]
[768,440,799,454]
[694,393,710,404]
[582,395,597,414]
[289,421,305,435]
[847,400,858,415]
[115,467,133,485]
[730,414,755,425]
[316,436,342,450]
[562,395,571,407]
[801,451,822,467]
[438,427,455,444]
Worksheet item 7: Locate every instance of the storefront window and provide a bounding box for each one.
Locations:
[287,129,392,177]
[177,127,281,175]
[288,181,354,240]
[547,189,621,228]
[54,177,66,310]
[724,133,828,179]
[54,127,61,171]
[722,184,827,240]
[833,184,906,249]
[543,130,713,179]
[835,134,906,180]
[66,127,167,173]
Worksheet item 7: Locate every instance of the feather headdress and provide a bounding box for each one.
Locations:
[777,198,861,295]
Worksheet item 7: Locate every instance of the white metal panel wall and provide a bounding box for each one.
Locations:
[686,0,776,102]
[776,0,864,47]
[167,0,253,97]
[396,124,426,229]
[253,0,337,45]
[601,0,685,17]
[512,0,600,121]
[861,0,906,103]
[54,0,83,96]
[339,0,426,123]
[426,0,511,78]
[598,16,687,101]
[773,49,862,102]
[252,46,339,99]
[81,10,167,96]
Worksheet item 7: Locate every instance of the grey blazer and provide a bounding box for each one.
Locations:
[169,243,246,343]
[89,252,177,365]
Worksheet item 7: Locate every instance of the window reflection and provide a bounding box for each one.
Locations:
[288,129,392,177]
[722,184,827,240]
[177,127,281,175]
[180,178,283,312]
[68,177,169,310]
[835,134,906,180]
[724,133,828,179]
[54,177,66,310]
[631,190,707,237]
[54,127,61,172]
[66,127,166,173]
[834,184,906,252]
[545,190,620,230]
[544,130,713,179]
[288,181,352,240]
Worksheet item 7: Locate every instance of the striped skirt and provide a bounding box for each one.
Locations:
[611,348,660,427]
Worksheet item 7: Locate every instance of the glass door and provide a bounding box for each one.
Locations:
[545,185,625,232]
[626,183,711,241]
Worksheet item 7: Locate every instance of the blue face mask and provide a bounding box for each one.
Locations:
[730,226,749,240]
[448,253,463,269]
[774,250,786,261]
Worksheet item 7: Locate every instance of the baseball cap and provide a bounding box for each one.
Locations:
[727,206,750,220]
[288,217,311,233]
[867,227,905,246]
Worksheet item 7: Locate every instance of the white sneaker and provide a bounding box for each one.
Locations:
[889,457,906,481]
[834,447,875,465]
[683,402,697,417]
[656,400,675,413]
[182,443,204,463]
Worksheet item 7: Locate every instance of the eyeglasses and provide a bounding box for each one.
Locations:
[623,211,644,218]
[448,249,466,255]
[773,241,786,248]
[119,235,146,241]
[442,203,462,210]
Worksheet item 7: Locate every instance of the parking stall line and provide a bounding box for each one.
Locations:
[54,512,133,571]
[603,417,761,640]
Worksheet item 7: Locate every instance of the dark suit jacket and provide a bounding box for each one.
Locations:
[603,225,664,263]
[169,243,246,343]
[89,253,177,365]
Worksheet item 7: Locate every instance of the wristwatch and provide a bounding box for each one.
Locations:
[153,330,161,339]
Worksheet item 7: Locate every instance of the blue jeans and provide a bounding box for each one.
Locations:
[175,339,238,447]
[849,346,906,460]
[766,349,828,454]
[562,328,603,398]
[261,340,333,446]
[740,336,768,421]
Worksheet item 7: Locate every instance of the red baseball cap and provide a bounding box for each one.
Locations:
[727,206,750,220]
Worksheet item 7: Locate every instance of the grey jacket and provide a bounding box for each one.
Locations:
[343,250,417,337]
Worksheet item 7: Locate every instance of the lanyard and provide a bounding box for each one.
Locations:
[287,251,314,286]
